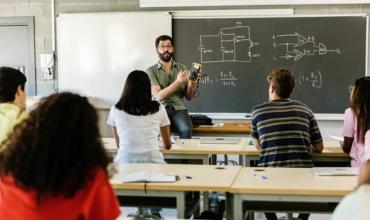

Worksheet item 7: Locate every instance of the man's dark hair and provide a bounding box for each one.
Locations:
[115,70,159,115]
[0,67,27,103]
[267,68,295,99]
[0,92,109,202]
[155,35,174,48]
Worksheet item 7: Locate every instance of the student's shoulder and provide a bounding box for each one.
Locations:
[251,101,271,112]
[332,186,370,220]
[108,105,126,116]
[251,101,271,118]
[344,107,354,115]
[88,167,111,186]
[109,105,118,112]
[291,100,315,114]
[290,99,308,107]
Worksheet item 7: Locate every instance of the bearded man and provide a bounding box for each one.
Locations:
[146,35,199,138]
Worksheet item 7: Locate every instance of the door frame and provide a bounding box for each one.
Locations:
[0,16,36,95]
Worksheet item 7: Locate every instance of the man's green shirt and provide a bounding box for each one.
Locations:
[146,61,188,111]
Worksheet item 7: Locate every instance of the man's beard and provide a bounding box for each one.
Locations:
[158,51,173,62]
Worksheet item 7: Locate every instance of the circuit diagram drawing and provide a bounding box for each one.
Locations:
[272,32,341,61]
[198,22,260,63]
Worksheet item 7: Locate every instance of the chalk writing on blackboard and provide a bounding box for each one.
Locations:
[198,22,260,63]
[298,70,323,89]
[272,32,341,61]
[200,71,238,87]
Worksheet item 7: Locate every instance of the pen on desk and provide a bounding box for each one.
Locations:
[260,175,268,180]
[183,175,192,179]
[253,173,268,180]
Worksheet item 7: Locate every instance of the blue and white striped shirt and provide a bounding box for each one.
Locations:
[251,99,322,167]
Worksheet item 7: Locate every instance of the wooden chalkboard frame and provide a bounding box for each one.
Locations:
[173,12,369,120]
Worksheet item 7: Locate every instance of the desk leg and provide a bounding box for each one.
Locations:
[244,155,259,167]
[203,191,209,212]
[226,193,243,220]
[176,192,186,218]
[239,155,245,166]
[210,154,217,165]
[244,155,250,167]
[205,156,211,165]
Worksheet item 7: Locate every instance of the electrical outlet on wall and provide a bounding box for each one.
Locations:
[40,53,54,80]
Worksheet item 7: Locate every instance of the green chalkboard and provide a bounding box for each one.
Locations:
[173,15,367,115]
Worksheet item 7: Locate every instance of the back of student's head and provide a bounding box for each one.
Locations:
[115,70,159,115]
[0,67,27,103]
[351,76,370,143]
[0,92,108,201]
[267,68,295,99]
[155,35,174,48]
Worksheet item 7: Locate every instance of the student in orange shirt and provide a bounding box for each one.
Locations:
[0,92,120,220]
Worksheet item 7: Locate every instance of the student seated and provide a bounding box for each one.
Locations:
[107,70,171,164]
[0,67,27,147]
[342,76,370,167]
[107,70,171,217]
[0,92,120,220]
[251,68,324,220]
[332,130,370,220]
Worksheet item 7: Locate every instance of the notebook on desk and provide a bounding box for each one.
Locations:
[199,137,241,144]
[122,171,178,183]
[313,167,359,176]
[175,139,194,147]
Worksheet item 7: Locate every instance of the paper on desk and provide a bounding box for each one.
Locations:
[201,123,224,127]
[313,167,359,176]
[213,123,224,127]
[122,171,177,183]
[328,135,344,142]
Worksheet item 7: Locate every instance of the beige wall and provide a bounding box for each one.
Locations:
[0,1,367,136]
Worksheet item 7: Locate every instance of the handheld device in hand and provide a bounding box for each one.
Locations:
[189,62,202,82]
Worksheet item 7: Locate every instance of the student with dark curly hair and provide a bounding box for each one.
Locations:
[0,67,27,146]
[0,92,120,220]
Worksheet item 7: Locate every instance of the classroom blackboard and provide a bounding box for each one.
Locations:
[173,16,367,116]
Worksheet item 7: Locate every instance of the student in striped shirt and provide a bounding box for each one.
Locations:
[251,68,324,220]
[251,68,323,168]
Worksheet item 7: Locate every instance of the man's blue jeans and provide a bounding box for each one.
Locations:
[165,106,193,138]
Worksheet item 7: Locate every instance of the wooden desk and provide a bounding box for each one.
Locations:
[163,138,248,165]
[103,137,248,165]
[228,167,357,219]
[241,141,350,166]
[110,163,241,218]
[102,137,117,157]
[193,122,251,134]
